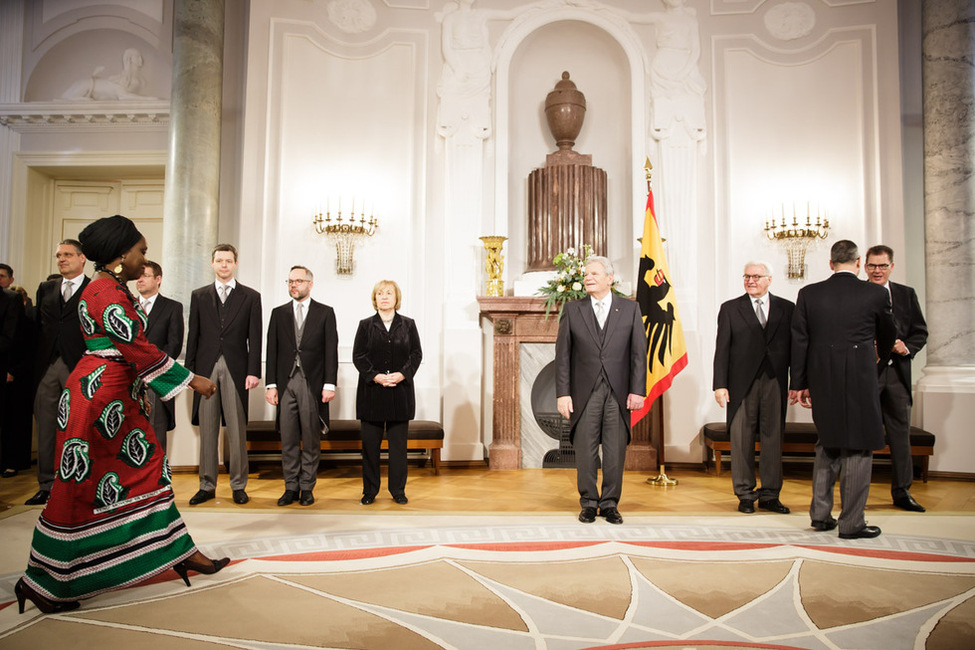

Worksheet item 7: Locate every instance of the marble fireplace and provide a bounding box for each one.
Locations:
[478,296,658,471]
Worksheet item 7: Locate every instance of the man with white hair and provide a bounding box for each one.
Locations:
[557,256,648,525]
[713,261,794,514]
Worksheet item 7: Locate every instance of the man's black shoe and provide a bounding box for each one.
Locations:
[811,518,837,531]
[758,498,791,514]
[893,495,926,512]
[299,490,315,506]
[599,507,624,525]
[24,490,50,506]
[738,499,755,513]
[579,507,597,523]
[360,495,376,505]
[277,490,298,506]
[232,489,249,505]
[189,490,215,505]
[839,525,882,539]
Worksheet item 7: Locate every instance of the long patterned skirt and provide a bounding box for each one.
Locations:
[23,355,197,601]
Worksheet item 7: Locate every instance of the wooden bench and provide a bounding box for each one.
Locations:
[702,422,935,482]
[246,419,444,475]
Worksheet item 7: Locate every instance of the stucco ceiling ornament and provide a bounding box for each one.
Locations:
[764,2,816,41]
[326,0,377,34]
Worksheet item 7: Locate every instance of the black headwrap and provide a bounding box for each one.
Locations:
[79,215,143,265]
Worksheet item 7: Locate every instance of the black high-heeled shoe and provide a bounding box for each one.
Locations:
[172,555,231,587]
[15,578,80,614]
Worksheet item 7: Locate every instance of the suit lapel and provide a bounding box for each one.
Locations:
[207,285,220,319]
[579,298,600,345]
[283,302,298,349]
[890,283,907,336]
[764,294,783,340]
[601,296,623,348]
[222,284,246,327]
[737,295,762,332]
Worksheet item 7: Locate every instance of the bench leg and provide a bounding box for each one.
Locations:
[432,449,441,476]
[714,449,723,476]
[921,455,929,483]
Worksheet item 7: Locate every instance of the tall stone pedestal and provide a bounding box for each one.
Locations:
[527,159,607,270]
[526,71,608,271]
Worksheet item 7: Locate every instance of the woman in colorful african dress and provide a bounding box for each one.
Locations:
[16,215,228,614]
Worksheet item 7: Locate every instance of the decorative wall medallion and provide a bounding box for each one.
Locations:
[495,319,513,335]
[764,2,816,41]
[327,0,377,34]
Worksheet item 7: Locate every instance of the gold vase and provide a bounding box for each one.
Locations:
[479,236,507,297]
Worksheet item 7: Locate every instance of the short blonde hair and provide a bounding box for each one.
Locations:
[371,280,402,311]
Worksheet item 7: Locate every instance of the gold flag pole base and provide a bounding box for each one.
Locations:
[647,465,678,486]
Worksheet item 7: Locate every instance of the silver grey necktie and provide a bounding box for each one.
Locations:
[295,302,304,329]
[141,299,151,315]
[62,280,73,303]
[219,285,229,303]
[595,301,606,328]
[755,298,767,328]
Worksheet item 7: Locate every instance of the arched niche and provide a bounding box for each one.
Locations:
[494,9,647,285]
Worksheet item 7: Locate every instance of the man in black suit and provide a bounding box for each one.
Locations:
[791,240,896,539]
[713,261,794,514]
[185,243,262,505]
[0,286,25,475]
[556,256,648,525]
[28,239,90,505]
[865,244,928,512]
[265,266,338,507]
[135,260,184,454]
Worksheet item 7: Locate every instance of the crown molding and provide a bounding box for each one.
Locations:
[0,100,169,132]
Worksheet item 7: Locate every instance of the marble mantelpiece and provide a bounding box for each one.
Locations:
[478,296,658,471]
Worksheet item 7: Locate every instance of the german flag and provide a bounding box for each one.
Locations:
[631,186,688,427]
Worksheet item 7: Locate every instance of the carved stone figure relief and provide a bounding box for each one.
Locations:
[436,0,493,141]
[61,48,157,101]
[639,0,707,143]
[326,0,377,34]
[764,2,816,41]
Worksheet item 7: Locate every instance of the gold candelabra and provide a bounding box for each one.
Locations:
[312,199,378,275]
[764,202,830,280]
[479,236,507,296]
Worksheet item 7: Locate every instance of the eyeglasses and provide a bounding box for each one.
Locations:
[865,263,890,270]
[286,279,309,286]
[743,275,768,281]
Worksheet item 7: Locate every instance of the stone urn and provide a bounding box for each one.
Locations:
[544,71,587,151]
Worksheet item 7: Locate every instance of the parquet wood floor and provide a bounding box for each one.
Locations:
[3,460,972,515]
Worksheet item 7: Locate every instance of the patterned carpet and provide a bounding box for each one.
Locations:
[1,512,974,649]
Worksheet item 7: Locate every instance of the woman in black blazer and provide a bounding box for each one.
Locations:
[353,280,422,505]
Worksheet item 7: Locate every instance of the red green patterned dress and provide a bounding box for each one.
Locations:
[24,277,197,601]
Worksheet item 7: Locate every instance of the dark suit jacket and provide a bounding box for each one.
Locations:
[185,282,262,425]
[143,294,184,431]
[353,313,422,422]
[34,275,90,381]
[713,293,794,428]
[790,272,896,450]
[887,281,927,403]
[0,288,24,379]
[266,299,339,428]
[555,295,648,442]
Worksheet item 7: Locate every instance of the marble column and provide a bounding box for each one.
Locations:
[917,0,975,475]
[162,0,225,306]
[0,0,24,261]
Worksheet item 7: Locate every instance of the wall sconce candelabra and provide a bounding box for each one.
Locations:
[764,202,830,280]
[312,199,378,275]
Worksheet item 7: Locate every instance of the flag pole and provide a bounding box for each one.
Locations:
[643,157,678,487]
